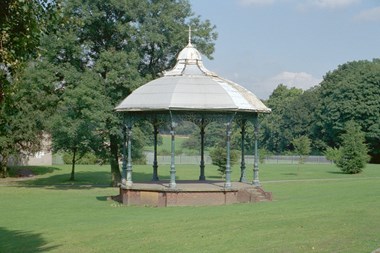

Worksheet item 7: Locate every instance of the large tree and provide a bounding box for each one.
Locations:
[0,60,61,177]
[38,0,217,185]
[0,0,59,177]
[0,0,58,102]
[316,59,380,162]
[50,70,106,181]
[260,84,303,154]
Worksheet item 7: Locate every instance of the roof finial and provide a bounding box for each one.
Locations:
[188,25,192,45]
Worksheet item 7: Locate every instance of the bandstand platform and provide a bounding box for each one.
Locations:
[115,180,272,207]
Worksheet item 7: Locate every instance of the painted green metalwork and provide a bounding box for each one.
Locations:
[121,125,127,186]
[120,110,264,189]
[199,117,206,181]
[239,119,247,182]
[224,121,232,188]
[126,124,133,187]
[169,112,177,189]
[152,124,159,181]
[253,115,260,186]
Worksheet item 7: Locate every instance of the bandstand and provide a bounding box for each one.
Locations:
[114,35,272,207]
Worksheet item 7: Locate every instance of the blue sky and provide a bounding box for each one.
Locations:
[189,0,380,99]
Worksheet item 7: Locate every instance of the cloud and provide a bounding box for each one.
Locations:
[314,0,360,8]
[239,0,275,6]
[355,6,380,22]
[240,71,322,99]
[270,71,322,89]
[298,0,360,10]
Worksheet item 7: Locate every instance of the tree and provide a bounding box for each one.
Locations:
[50,71,106,181]
[291,136,311,164]
[209,144,239,176]
[336,121,369,174]
[316,59,380,162]
[324,147,340,163]
[0,0,59,177]
[182,122,225,151]
[283,87,323,153]
[36,0,217,186]
[260,84,303,154]
[1,0,59,104]
[0,59,64,177]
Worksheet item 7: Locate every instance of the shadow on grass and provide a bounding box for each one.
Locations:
[205,175,224,180]
[13,166,224,190]
[8,166,61,177]
[17,171,173,190]
[20,171,112,189]
[0,227,59,253]
[282,173,298,176]
[327,171,346,175]
[96,196,108,201]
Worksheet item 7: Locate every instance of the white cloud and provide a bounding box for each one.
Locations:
[298,0,360,10]
[316,0,359,8]
[239,0,275,6]
[355,6,380,22]
[270,71,322,89]
[238,71,322,99]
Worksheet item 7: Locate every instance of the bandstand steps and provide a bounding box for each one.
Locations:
[237,187,272,203]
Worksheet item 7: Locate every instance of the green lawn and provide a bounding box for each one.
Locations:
[144,134,204,155]
[1,163,379,253]
[144,134,189,153]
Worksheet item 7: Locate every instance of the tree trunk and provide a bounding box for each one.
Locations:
[69,148,76,181]
[109,133,121,186]
[0,156,8,178]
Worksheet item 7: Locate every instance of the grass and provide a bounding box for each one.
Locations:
[144,134,189,154]
[144,134,204,155]
[0,163,380,253]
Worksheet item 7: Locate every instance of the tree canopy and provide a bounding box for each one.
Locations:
[1,0,218,183]
[260,59,379,164]
[0,0,59,177]
[260,84,304,154]
[50,70,106,180]
[315,59,380,162]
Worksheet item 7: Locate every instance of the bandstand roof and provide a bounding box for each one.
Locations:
[115,41,271,114]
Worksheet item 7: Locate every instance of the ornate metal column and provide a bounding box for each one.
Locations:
[152,123,159,181]
[225,122,232,188]
[169,120,177,189]
[239,119,247,182]
[121,124,127,186]
[126,123,133,187]
[199,117,206,181]
[253,114,260,186]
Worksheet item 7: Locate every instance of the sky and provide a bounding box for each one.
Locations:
[188,0,380,99]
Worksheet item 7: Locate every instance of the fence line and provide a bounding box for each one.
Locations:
[144,153,331,165]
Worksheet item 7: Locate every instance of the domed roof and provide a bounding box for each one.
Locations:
[115,42,271,114]
[177,42,202,61]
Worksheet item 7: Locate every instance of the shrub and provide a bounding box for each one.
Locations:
[291,135,311,164]
[209,146,239,175]
[336,121,369,174]
[324,147,340,163]
[259,148,271,164]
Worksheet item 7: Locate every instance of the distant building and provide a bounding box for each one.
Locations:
[6,134,52,166]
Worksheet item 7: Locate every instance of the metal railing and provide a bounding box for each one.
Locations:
[145,153,331,165]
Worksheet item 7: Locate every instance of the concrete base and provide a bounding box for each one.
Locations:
[115,180,272,207]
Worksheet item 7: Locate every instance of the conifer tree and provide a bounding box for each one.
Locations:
[336,121,369,174]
